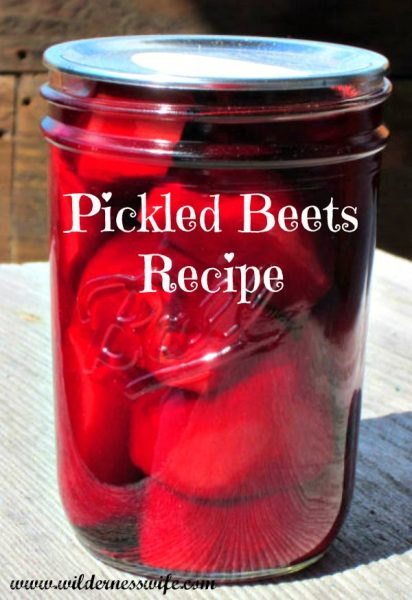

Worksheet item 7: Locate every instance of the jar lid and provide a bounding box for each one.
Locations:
[43,35,389,92]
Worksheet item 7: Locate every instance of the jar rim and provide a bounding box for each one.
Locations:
[43,35,389,92]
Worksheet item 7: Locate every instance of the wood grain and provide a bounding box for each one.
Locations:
[0,0,411,76]
[0,250,410,598]
[0,76,15,262]
[11,72,48,262]
[0,0,209,73]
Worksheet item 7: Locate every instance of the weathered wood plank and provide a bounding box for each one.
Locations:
[11,73,48,262]
[0,76,15,262]
[0,0,411,75]
[0,0,208,73]
[0,251,410,598]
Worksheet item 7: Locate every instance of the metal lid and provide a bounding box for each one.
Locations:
[43,35,389,91]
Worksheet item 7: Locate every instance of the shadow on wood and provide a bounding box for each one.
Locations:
[294,411,412,580]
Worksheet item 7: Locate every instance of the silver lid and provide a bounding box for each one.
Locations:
[43,35,389,91]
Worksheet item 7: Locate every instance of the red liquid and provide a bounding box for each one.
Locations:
[44,80,385,579]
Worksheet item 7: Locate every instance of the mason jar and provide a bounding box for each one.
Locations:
[41,35,390,581]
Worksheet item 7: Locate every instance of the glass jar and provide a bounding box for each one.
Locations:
[41,35,390,581]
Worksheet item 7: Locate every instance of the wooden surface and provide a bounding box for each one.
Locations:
[11,73,49,262]
[0,76,14,262]
[0,0,208,73]
[0,0,409,76]
[0,250,411,598]
[0,1,411,262]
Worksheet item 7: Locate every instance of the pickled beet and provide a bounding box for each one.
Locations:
[71,229,285,395]
[141,180,332,311]
[64,318,140,485]
[130,325,334,500]
[76,86,187,182]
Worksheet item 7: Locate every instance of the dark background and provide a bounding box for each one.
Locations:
[0,0,410,262]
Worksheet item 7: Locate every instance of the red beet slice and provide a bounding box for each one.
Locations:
[130,323,334,500]
[139,479,341,574]
[64,230,174,485]
[140,271,286,395]
[63,232,167,487]
[76,87,187,182]
[73,231,284,395]
[57,420,141,528]
[140,180,331,311]
[64,313,141,485]
[56,340,142,526]
[73,231,170,371]
[129,387,195,477]
[50,148,107,311]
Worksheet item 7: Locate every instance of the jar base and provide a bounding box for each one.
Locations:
[74,526,325,583]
